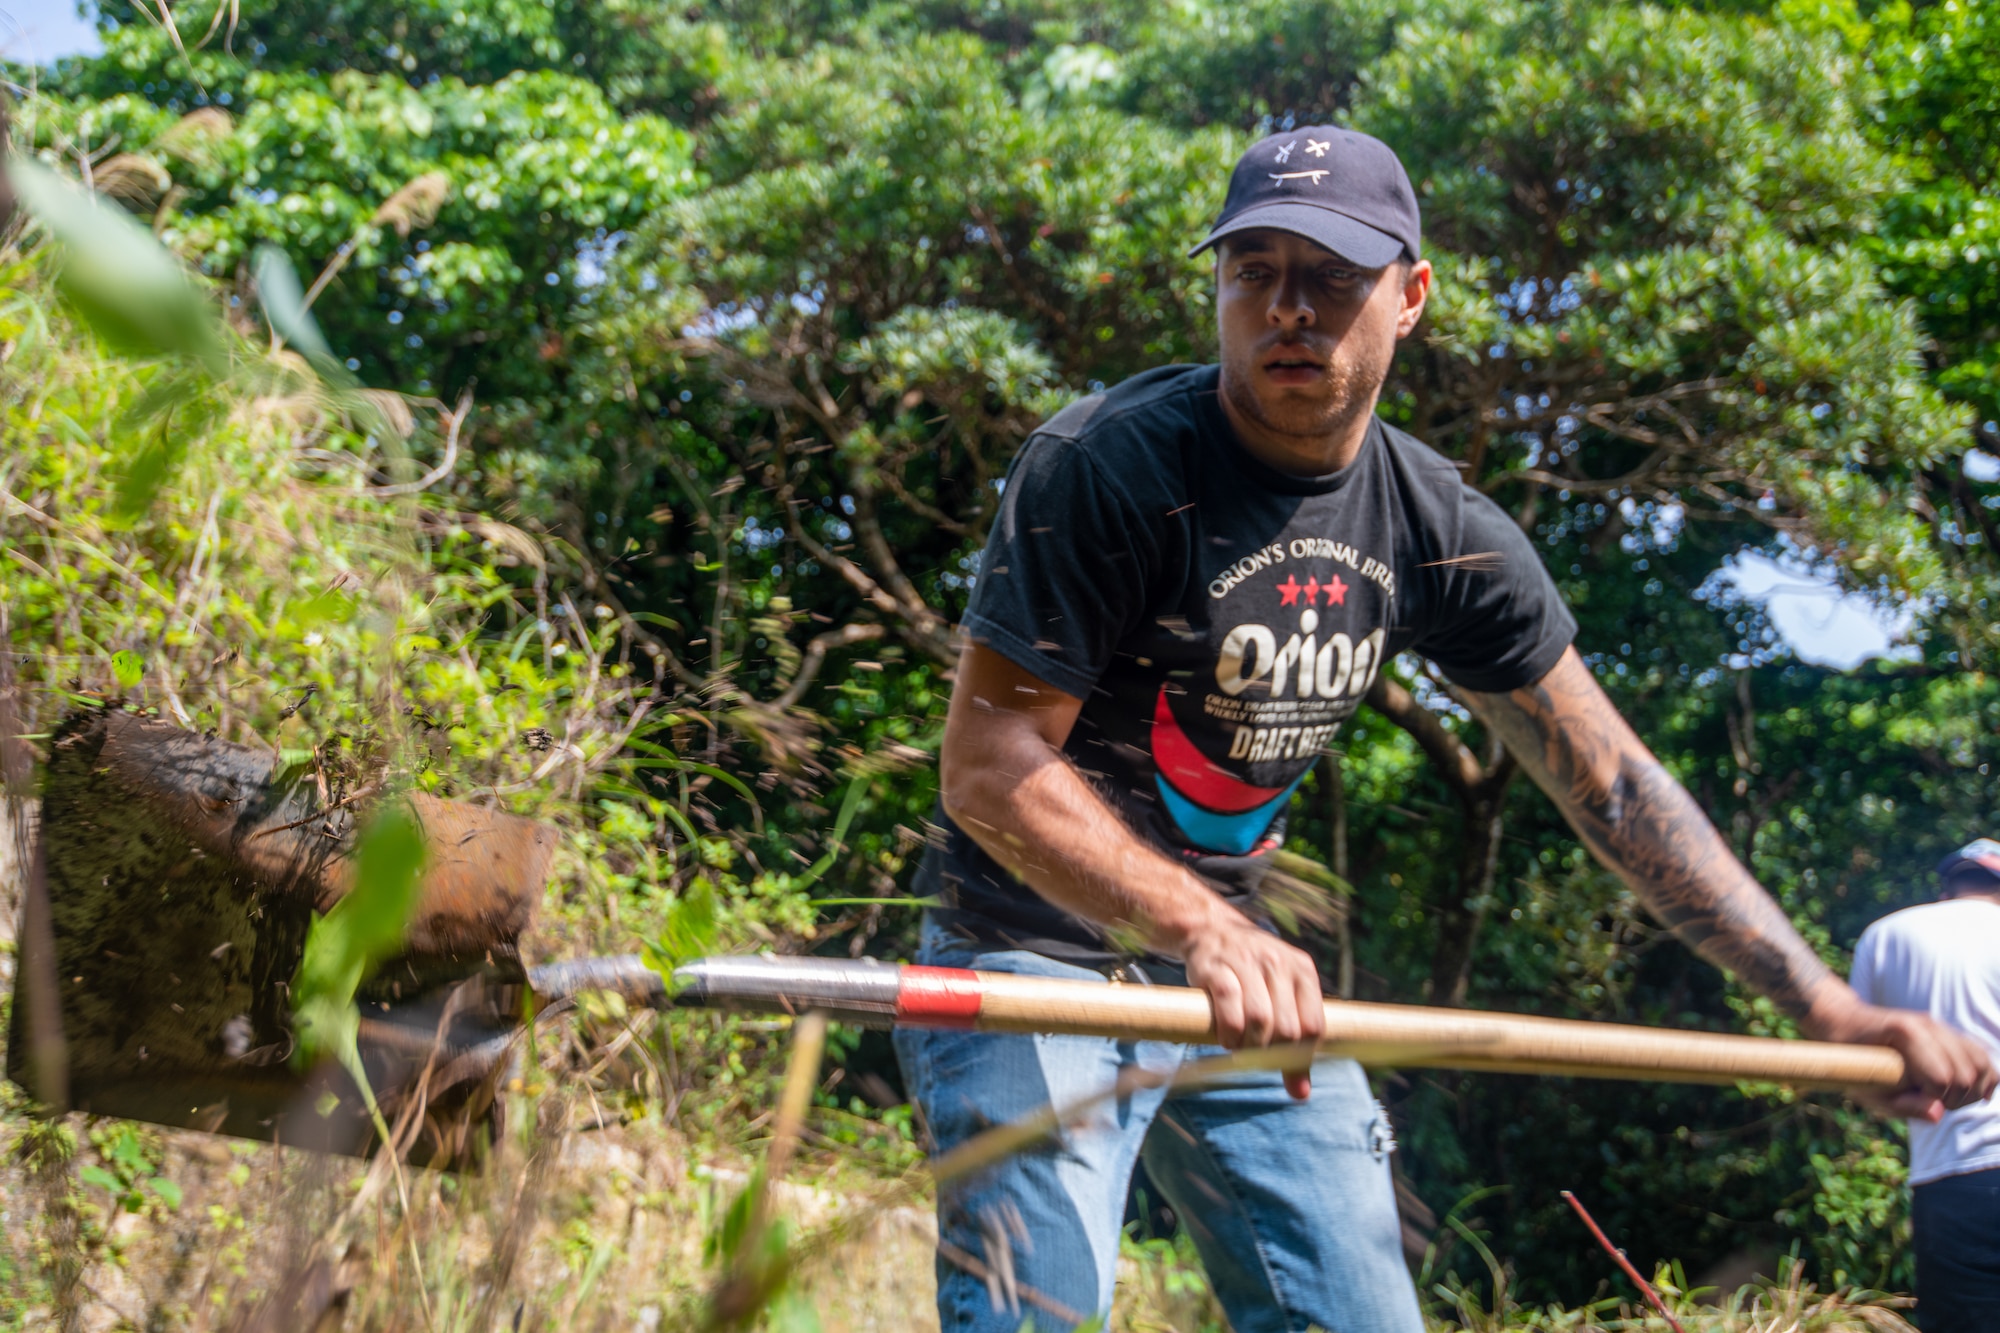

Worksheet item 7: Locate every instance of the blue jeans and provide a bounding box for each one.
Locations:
[894,922,1425,1333]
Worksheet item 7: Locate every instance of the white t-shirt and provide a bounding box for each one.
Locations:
[1850,897,2000,1186]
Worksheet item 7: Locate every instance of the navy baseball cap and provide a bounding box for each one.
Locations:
[1191,126,1422,268]
[1939,839,2000,882]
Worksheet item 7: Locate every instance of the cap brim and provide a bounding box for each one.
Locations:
[1189,201,1408,267]
[1940,851,2000,880]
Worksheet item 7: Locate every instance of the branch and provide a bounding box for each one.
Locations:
[1947,462,2000,552]
[847,485,938,618]
[1451,375,1724,466]
[879,470,970,536]
[772,623,887,711]
[848,485,956,664]
[562,532,706,692]
[671,334,828,427]
[1364,674,1497,802]
[798,350,846,427]
[966,201,1069,331]
[877,430,973,537]
[781,490,906,620]
[364,390,470,498]
[247,781,384,839]
[0,486,55,528]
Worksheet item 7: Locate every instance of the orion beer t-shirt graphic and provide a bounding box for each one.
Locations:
[1157,538,1392,857]
[920,365,1575,961]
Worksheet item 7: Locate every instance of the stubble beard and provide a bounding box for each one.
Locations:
[1221,340,1384,449]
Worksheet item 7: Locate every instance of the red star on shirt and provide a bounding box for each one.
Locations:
[1302,575,1321,605]
[1324,574,1349,606]
[1277,574,1302,607]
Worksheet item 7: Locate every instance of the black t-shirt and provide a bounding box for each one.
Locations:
[918,363,1575,962]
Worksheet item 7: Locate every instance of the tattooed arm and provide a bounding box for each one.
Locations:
[1464,647,1996,1118]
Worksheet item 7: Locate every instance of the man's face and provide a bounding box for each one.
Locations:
[1214,229,1430,444]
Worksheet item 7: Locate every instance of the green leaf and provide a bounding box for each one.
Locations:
[640,876,720,991]
[110,650,144,691]
[111,431,192,521]
[792,780,867,891]
[706,1164,762,1264]
[107,1125,145,1171]
[291,589,360,627]
[148,1177,183,1210]
[291,802,428,1066]
[9,159,226,370]
[767,1289,822,1333]
[115,365,210,429]
[289,805,426,1150]
[680,761,761,826]
[104,369,224,521]
[658,801,701,847]
[293,992,362,1086]
[1266,848,1352,898]
[252,244,353,386]
[338,803,429,960]
[79,1164,122,1194]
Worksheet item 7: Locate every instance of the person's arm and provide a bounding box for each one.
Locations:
[939,643,1325,1098]
[1463,647,1996,1118]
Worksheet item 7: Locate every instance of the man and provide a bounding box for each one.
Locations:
[1851,840,2000,1333]
[895,126,1995,1333]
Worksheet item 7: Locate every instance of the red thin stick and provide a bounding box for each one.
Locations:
[1561,1190,1686,1333]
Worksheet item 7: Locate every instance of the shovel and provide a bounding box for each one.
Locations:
[6,709,556,1164]
[7,712,1905,1169]
[542,953,1908,1093]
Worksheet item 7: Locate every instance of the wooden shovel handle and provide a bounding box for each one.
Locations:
[970,972,1906,1091]
[650,955,1906,1091]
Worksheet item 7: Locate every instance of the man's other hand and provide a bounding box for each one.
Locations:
[1814,997,1999,1121]
[1178,911,1326,1100]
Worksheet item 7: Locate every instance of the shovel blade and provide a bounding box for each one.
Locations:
[4,710,555,1163]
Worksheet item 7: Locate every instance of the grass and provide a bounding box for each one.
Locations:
[0,1047,1927,1332]
[0,1079,937,1330]
[0,1013,1229,1331]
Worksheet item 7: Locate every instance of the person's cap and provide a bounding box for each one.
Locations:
[1190,126,1421,268]
[1937,838,2000,882]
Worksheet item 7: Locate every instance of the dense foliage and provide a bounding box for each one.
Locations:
[8,0,2000,1307]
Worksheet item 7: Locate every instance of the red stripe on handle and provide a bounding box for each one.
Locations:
[896,966,984,1028]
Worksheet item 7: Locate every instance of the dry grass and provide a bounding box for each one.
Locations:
[0,1048,1923,1333]
[1423,1253,1917,1333]
[0,1089,1233,1331]
[0,1108,925,1330]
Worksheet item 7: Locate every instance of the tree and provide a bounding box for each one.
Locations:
[31,13,697,420]
[1866,0,2000,664]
